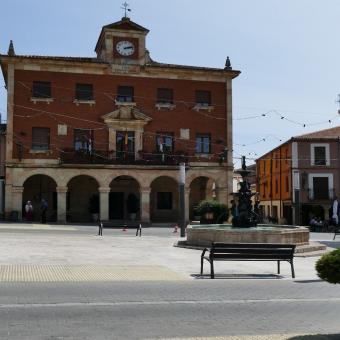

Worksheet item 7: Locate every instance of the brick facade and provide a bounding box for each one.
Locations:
[0,17,240,223]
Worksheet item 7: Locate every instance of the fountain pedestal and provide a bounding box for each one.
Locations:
[186,224,310,247]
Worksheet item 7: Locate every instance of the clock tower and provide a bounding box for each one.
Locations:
[95,17,150,66]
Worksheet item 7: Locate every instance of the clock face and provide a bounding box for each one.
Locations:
[116,40,135,56]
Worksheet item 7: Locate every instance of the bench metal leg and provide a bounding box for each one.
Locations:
[210,260,214,279]
[277,261,280,275]
[200,257,204,275]
[290,260,295,279]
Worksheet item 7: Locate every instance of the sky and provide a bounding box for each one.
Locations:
[1,0,340,167]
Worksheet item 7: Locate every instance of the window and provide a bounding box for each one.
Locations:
[32,127,50,150]
[314,146,326,166]
[156,133,174,153]
[195,134,211,154]
[275,179,278,194]
[32,81,51,98]
[195,90,211,105]
[116,131,135,159]
[313,177,329,199]
[157,88,173,104]
[117,86,134,102]
[285,176,289,192]
[263,160,266,173]
[75,83,93,101]
[157,192,172,210]
[285,149,288,164]
[74,129,93,151]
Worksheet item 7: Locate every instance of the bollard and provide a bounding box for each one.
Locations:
[136,223,142,237]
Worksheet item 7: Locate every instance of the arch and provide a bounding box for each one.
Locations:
[23,174,57,222]
[109,176,140,220]
[67,175,99,222]
[150,176,179,223]
[189,176,216,220]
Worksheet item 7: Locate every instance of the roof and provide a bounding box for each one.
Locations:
[102,17,149,33]
[0,54,104,64]
[0,53,240,76]
[95,17,149,52]
[256,125,340,162]
[293,125,340,140]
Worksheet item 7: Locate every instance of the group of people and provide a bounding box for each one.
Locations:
[24,198,48,223]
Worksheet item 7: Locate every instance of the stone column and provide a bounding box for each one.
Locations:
[185,187,190,223]
[99,187,110,221]
[218,187,229,206]
[12,186,24,220]
[56,186,68,223]
[140,187,151,224]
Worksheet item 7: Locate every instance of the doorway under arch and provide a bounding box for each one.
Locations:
[67,175,99,222]
[150,176,179,223]
[109,176,140,221]
[23,174,57,222]
[189,176,216,220]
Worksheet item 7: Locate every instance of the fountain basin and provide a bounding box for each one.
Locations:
[186,224,309,247]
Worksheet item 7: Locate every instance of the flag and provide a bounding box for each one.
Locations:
[124,132,129,152]
[159,136,164,153]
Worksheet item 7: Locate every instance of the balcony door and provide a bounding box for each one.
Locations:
[313,177,329,199]
[116,131,135,160]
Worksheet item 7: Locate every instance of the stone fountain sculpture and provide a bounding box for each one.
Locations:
[232,156,259,228]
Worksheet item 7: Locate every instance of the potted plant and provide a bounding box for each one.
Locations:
[127,193,139,220]
[196,199,229,224]
[89,194,100,222]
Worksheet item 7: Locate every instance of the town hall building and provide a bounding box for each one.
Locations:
[0,16,240,224]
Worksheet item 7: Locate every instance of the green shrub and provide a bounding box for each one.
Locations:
[196,200,229,224]
[315,249,340,284]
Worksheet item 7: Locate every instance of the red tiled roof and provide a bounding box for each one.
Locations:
[294,125,340,139]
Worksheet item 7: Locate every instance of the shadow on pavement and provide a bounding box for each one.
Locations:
[288,334,340,339]
[191,274,283,280]
[321,241,340,249]
[293,279,324,284]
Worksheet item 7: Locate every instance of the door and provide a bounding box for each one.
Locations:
[109,192,124,219]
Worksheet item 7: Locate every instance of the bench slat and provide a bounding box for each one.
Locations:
[212,254,292,260]
[212,249,293,255]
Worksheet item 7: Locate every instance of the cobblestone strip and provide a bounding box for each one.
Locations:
[0,265,188,282]
[149,335,334,340]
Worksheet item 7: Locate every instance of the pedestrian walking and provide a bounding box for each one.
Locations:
[41,199,48,224]
[25,201,33,221]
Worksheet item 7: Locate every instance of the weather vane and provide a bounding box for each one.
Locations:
[121,2,131,18]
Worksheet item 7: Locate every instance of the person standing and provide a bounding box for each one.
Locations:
[332,196,339,226]
[25,201,33,221]
[40,199,48,224]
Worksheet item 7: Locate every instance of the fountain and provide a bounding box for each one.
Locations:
[186,156,310,247]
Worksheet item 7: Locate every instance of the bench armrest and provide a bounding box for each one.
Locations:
[201,248,209,258]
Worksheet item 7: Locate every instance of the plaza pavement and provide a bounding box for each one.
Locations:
[0,222,337,282]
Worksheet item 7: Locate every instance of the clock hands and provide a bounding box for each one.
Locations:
[124,46,133,50]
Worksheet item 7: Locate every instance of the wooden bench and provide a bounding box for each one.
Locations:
[200,242,296,279]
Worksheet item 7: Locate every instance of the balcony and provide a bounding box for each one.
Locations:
[59,149,189,166]
[308,188,334,201]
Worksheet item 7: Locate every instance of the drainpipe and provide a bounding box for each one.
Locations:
[279,147,282,221]
[270,154,273,217]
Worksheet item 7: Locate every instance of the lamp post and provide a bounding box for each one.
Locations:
[179,162,186,237]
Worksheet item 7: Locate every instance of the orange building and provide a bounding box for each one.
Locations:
[257,126,340,225]
[256,143,292,224]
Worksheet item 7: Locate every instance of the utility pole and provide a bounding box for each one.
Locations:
[179,163,186,237]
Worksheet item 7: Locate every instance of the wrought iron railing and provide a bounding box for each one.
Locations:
[59,149,189,166]
[308,188,334,200]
